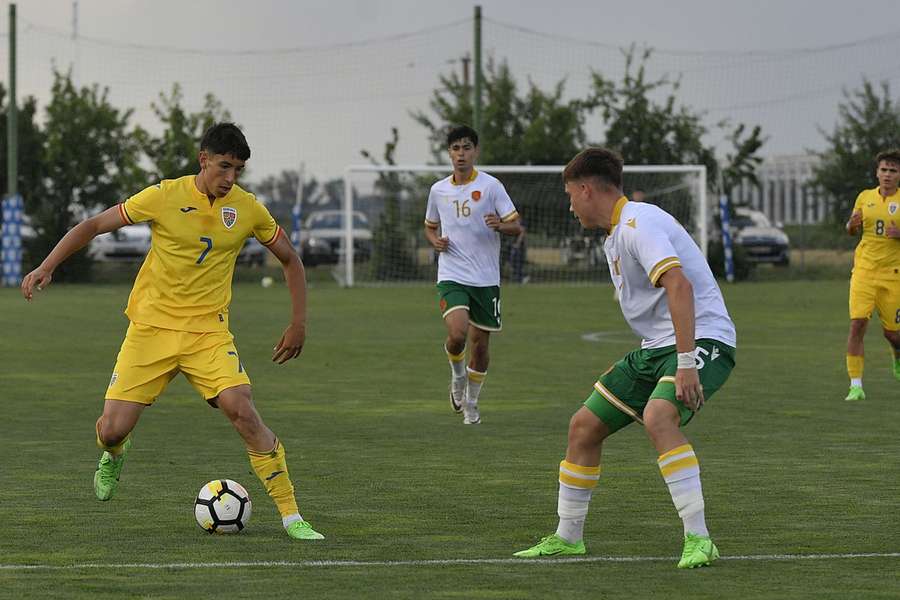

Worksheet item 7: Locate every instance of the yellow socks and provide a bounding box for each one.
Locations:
[248,438,299,520]
[846,354,864,387]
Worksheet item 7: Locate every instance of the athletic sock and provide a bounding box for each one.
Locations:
[658,444,709,538]
[466,367,486,405]
[95,417,129,456]
[847,354,864,386]
[446,345,466,379]
[555,459,600,544]
[248,438,299,519]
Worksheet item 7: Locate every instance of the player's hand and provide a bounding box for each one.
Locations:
[432,236,450,252]
[886,220,899,239]
[846,210,863,233]
[272,322,305,364]
[21,266,53,301]
[484,214,501,231]
[675,367,705,412]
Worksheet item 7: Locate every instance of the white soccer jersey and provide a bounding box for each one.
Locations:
[424,170,518,286]
[603,197,736,349]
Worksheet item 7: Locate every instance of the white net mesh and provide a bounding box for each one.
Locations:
[334,165,706,286]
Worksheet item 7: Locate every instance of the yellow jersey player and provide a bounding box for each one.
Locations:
[844,149,900,402]
[21,123,324,540]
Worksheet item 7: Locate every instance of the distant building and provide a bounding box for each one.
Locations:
[730,154,831,224]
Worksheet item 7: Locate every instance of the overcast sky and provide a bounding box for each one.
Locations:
[7,1,900,183]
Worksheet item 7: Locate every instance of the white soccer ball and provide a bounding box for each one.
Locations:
[194,479,252,534]
[261,276,274,288]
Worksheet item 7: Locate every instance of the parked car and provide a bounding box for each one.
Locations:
[89,222,269,267]
[237,237,267,267]
[88,224,151,261]
[731,207,790,266]
[299,210,373,266]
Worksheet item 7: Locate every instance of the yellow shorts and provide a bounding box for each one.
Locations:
[106,322,251,405]
[849,272,900,331]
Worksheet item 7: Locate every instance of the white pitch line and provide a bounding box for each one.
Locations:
[1,552,898,571]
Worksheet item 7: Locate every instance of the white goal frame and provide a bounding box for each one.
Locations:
[341,164,707,287]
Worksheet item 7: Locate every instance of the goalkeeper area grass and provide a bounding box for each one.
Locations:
[0,281,897,599]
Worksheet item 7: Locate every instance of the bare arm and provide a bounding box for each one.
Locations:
[846,209,863,236]
[484,214,522,236]
[266,231,307,364]
[658,267,704,411]
[424,223,448,252]
[21,205,126,300]
[886,220,899,239]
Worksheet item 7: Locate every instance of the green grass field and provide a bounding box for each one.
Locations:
[1,280,898,599]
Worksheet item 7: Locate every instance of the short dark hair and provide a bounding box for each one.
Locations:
[200,122,251,161]
[876,149,900,167]
[447,125,479,148]
[563,147,623,190]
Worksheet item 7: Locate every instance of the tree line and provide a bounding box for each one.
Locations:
[2,49,898,280]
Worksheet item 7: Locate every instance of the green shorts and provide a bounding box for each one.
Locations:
[436,280,501,331]
[585,339,735,433]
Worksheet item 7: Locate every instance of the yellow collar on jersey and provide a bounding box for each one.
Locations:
[609,196,629,232]
[451,169,478,186]
[876,186,900,201]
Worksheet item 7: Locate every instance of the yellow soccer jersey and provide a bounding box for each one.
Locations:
[851,188,900,279]
[118,175,282,332]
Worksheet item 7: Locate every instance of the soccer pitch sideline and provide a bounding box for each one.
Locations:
[0,281,897,599]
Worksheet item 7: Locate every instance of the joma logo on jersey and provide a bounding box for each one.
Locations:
[221,207,237,228]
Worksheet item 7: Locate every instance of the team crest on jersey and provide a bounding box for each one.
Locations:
[890,202,898,215]
[221,207,237,229]
[471,190,482,201]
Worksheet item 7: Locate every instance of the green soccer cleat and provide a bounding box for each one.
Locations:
[286,520,325,540]
[678,533,719,569]
[93,438,132,501]
[513,534,586,558]
[844,385,866,402]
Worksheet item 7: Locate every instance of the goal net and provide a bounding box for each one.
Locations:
[333,165,707,286]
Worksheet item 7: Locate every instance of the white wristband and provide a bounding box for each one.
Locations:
[677,351,696,370]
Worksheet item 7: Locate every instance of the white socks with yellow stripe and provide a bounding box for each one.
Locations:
[556,459,601,543]
[466,366,487,405]
[658,443,708,537]
[445,345,467,379]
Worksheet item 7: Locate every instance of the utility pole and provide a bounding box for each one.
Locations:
[72,1,79,85]
[473,5,482,134]
[461,53,471,90]
[7,3,17,198]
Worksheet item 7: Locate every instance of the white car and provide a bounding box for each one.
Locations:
[731,207,790,266]
[89,224,152,262]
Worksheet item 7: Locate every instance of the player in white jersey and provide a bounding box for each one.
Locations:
[514,148,737,569]
[424,126,521,424]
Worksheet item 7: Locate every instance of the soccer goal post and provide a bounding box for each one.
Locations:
[337,164,707,286]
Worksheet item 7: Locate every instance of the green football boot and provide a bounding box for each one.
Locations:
[844,385,866,402]
[286,520,325,540]
[513,534,586,558]
[93,438,132,501]
[677,533,720,569]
